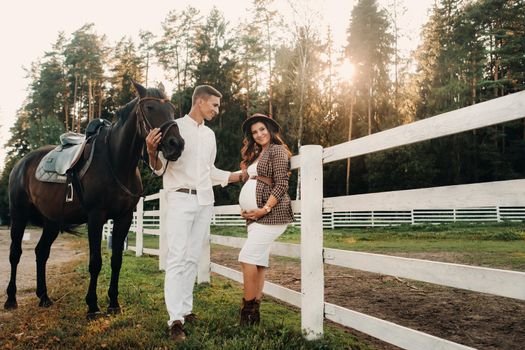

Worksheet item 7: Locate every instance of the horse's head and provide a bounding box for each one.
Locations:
[132,81,184,161]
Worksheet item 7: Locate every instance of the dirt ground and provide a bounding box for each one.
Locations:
[0,228,86,310]
[212,245,525,350]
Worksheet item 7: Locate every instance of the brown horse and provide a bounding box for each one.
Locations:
[4,81,184,319]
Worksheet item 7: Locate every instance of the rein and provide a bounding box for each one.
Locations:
[105,96,177,198]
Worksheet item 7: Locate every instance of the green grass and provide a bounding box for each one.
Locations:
[126,232,159,250]
[0,249,369,350]
[5,222,522,348]
[211,222,525,270]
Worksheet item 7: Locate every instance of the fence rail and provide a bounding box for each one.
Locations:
[102,91,525,349]
[210,234,525,300]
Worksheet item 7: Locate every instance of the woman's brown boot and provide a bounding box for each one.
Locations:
[240,298,260,326]
[252,298,261,325]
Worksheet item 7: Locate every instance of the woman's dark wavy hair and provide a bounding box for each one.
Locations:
[240,119,292,170]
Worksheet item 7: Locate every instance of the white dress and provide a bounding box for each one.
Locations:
[237,161,287,267]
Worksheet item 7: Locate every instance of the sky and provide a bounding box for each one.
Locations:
[0,0,434,169]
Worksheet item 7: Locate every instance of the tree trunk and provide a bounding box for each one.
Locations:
[393,0,399,112]
[471,59,477,105]
[73,74,78,132]
[77,81,83,133]
[145,53,149,86]
[98,83,103,118]
[88,79,93,122]
[266,14,273,117]
[494,57,500,97]
[64,86,69,131]
[346,91,355,195]
[368,85,372,135]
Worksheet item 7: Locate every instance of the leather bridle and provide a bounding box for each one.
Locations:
[106,96,181,198]
[135,96,178,142]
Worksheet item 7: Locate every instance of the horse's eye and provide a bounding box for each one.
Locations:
[146,105,154,112]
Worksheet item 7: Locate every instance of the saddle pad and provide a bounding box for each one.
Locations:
[41,144,84,175]
[35,167,68,183]
[35,142,94,184]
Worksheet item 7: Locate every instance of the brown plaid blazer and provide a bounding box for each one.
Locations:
[246,143,294,226]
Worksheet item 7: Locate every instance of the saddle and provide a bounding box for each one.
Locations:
[35,119,110,184]
[36,137,87,183]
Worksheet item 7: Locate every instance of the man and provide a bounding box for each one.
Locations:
[146,85,241,342]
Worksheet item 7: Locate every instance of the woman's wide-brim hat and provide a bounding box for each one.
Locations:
[242,113,281,135]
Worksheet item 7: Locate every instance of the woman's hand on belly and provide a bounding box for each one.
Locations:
[241,208,267,221]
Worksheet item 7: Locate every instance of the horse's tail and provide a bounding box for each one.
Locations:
[62,224,83,236]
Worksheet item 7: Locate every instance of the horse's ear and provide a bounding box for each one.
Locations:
[157,82,166,96]
[132,80,147,98]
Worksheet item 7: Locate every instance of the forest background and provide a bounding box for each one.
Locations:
[0,0,524,223]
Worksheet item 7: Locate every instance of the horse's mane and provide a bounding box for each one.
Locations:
[115,88,168,125]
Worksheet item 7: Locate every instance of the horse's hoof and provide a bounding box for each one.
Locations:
[86,311,106,320]
[107,306,121,315]
[4,299,18,310]
[38,296,54,308]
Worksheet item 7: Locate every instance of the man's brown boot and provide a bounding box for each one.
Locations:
[184,313,198,325]
[169,320,186,342]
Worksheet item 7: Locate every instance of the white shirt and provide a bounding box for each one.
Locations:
[153,114,231,205]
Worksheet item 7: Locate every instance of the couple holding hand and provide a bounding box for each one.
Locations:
[146,84,293,342]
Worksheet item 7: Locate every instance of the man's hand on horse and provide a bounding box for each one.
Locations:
[146,128,162,155]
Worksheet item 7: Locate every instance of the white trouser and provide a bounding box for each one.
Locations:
[164,191,213,326]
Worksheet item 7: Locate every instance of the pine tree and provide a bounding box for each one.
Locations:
[155,6,202,118]
[108,37,144,116]
[345,0,394,136]
[138,30,155,86]
[192,7,244,204]
[64,23,107,132]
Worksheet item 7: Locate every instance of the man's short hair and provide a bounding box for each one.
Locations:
[192,85,222,106]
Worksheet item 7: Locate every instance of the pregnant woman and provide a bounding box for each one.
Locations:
[237,113,294,326]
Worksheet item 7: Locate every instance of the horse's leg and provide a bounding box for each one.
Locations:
[85,211,106,319]
[4,218,27,309]
[107,211,133,314]
[35,220,60,307]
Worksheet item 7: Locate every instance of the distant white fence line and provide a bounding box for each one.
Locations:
[212,205,525,228]
[104,202,525,235]
[102,91,525,349]
[213,178,525,227]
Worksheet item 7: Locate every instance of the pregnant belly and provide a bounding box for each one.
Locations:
[239,180,258,211]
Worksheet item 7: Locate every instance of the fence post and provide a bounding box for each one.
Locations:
[197,225,211,284]
[106,220,113,249]
[136,197,144,257]
[159,189,168,270]
[300,145,324,340]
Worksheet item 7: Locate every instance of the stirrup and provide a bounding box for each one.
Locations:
[66,183,74,202]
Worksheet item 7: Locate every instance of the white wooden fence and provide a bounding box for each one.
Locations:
[212,204,525,228]
[103,90,525,349]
